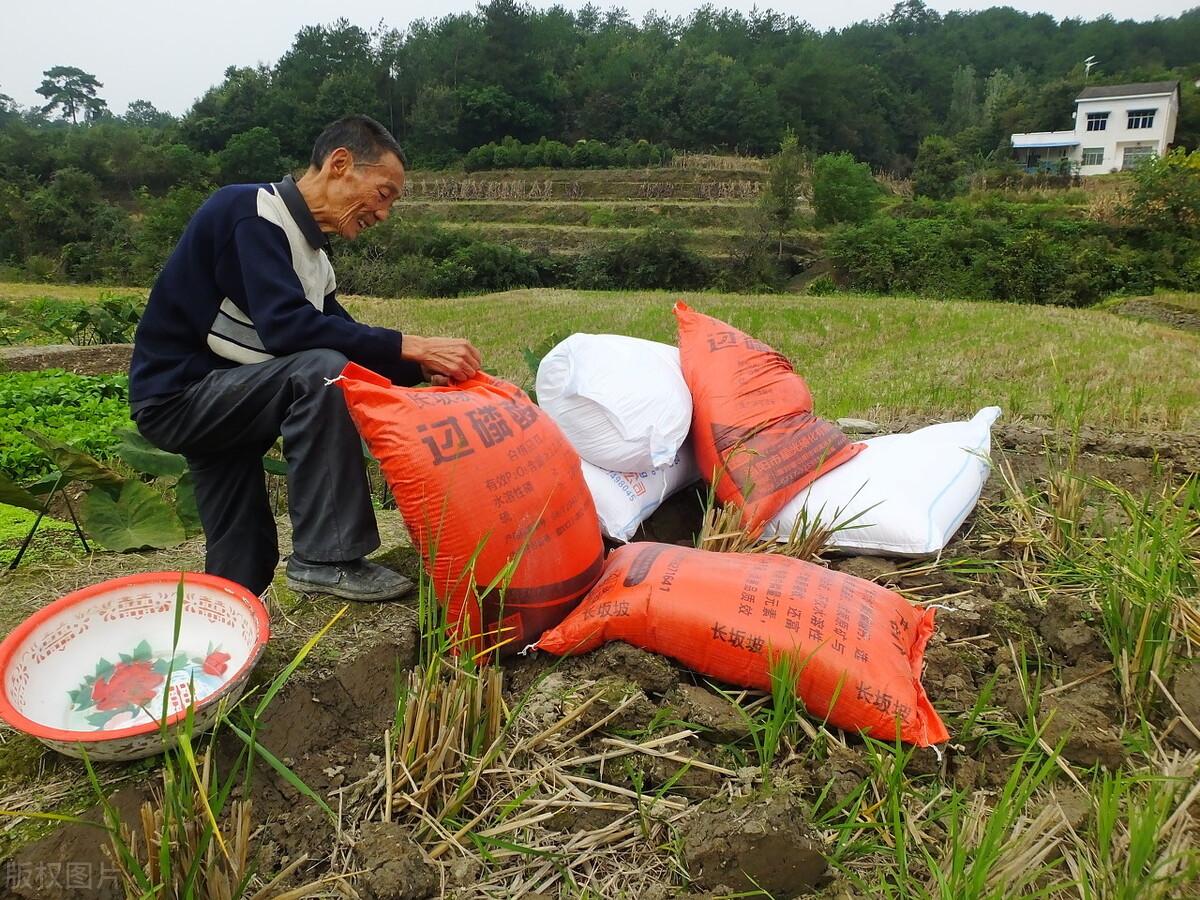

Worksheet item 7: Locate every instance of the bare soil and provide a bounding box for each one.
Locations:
[2,423,1197,898]
[0,344,133,376]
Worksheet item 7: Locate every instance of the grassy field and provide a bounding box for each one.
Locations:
[2,282,1197,431]
[341,288,1200,431]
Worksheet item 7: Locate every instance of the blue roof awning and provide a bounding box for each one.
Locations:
[1011,136,1080,148]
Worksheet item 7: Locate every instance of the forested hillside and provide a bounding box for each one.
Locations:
[1,0,1197,291]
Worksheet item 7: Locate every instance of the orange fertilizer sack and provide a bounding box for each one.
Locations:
[337,363,604,655]
[537,543,949,746]
[674,302,864,531]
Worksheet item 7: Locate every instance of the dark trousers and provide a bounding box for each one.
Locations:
[134,350,379,595]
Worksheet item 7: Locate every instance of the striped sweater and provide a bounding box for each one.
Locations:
[129,175,421,407]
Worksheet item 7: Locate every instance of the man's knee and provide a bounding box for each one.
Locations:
[291,348,350,382]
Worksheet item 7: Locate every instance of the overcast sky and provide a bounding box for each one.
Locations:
[2,1,1193,115]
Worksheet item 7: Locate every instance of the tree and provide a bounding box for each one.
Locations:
[124,99,174,128]
[760,128,807,257]
[217,128,283,184]
[947,65,980,133]
[912,135,964,199]
[811,152,879,227]
[36,66,107,124]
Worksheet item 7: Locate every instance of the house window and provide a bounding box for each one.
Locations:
[1086,111,1109,131]
[1081,147,1104,166]
[1127,109,1156,129]
[1122,146,1156,170]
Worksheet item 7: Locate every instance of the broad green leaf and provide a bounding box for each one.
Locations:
[24,430,125,493]
[114,428,187,478]
[0,471,43,512]
[174,471,204,537]
[133,639,152,661]
[82,480,186,552]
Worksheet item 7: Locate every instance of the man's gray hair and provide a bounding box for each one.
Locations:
[310,115,408,170]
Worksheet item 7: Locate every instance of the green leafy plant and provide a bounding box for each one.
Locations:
[520,331,565,400]
[0,369,130,481]
[81,479,186,552]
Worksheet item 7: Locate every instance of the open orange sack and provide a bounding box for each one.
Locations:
[337,363,604,655]
[674,302,863,531]
[537,543,949,747]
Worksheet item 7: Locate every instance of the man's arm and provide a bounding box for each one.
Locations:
[323,290,425,384]
[324,291,354,322]
[232,217,481,384]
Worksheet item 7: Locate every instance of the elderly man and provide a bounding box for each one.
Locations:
[129,115,480,600]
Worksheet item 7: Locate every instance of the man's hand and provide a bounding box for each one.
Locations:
[420,366,452,387]
[402,335,482,381]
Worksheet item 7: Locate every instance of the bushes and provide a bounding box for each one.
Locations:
[333,222,556,297]
[811,152,879,227]
[826,195,1186,305]
[572,224,712,291]
[463,136,672,172]
[335,219,724,296]
[912,135,964,200]
[1124,148,1200,236]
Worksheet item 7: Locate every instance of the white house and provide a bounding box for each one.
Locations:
[1010,80,1180,175]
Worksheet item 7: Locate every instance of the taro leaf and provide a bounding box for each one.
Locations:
[114,428,187,479]
[82,480,186,552]
[0,471,43,512]
[174,471,204,537]
[24,430,125,494]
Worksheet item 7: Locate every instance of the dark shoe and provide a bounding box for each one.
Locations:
[285,556,414,602]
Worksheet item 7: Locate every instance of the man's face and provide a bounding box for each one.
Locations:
[326,148,406,240]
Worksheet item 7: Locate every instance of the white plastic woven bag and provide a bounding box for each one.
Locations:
[764,407,1002,556]
[581,446,701,542]
[536,333,692,471]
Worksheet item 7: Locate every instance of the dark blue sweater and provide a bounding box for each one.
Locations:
[129,176,421,406]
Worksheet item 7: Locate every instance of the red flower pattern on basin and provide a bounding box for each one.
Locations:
[69,639,231,730]
[91,660,162,711]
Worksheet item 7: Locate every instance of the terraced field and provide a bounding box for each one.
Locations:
[397,163,780,258]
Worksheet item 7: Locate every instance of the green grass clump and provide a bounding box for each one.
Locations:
[1052,476,1199,717]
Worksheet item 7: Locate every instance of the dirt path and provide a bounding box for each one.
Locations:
[0,344,133,375]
